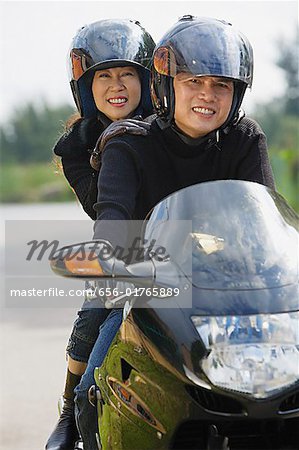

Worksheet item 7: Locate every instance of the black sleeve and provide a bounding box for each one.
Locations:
[61,154,99,220]
[53,118,104,220]
[93,138,141,246]
[233,118,275,190]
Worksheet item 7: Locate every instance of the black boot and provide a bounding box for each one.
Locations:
[46,370,81,450]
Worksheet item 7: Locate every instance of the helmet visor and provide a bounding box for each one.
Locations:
[154,21,253,87]
[70,49,93,81]
[68,19,154,82]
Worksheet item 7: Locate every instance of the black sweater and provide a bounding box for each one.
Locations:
[94,117,275,242]
[53,117,108,220]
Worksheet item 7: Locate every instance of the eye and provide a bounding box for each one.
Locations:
[121,71,135,77]
[215,81,231,89]
[96,72,110,79]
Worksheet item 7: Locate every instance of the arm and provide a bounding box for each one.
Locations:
[234,118,275,190]
[53,118,104,219]
[93,138,141,247]
[90,117,151,171]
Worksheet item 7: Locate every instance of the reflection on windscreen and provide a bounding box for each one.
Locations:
[190,207,296,290]
[144,181,298,291]
[191,233,225,255]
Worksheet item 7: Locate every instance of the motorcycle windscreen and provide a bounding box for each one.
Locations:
[143,180,298,311]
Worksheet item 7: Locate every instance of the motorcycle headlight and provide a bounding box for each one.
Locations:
[191,311,299,399]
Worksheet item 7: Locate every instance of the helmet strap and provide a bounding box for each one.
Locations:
[220,82,247,131]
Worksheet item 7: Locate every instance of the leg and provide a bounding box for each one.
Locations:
[46,308,110,450]
[75,309,123,450]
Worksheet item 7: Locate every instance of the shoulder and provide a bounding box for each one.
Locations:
[231,116,265,139]
[53,118,105,157]
[221,116,268,160]
[104,118,160,156]
[222,116,266,153]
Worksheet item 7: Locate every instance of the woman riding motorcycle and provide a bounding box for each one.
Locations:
[46,19,155,450]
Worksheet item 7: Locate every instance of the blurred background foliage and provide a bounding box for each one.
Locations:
[0,31,298,211]
[252,29,298,211]
[0,102,75,203]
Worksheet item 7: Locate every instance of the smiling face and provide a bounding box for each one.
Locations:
[92,66,141,121]
[173,73,234,138]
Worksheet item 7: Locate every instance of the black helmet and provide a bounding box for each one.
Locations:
[68,19,156,117]
[151,15,253,129]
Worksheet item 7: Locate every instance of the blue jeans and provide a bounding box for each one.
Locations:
[66,308,111,363]
[74,309,123,450]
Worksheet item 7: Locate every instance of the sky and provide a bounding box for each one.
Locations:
[0,0,297,123]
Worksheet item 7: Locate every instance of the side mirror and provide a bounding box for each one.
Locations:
[50,240,154,283]
[50,241,186,303]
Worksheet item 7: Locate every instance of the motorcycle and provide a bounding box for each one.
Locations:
[51,180,299,450]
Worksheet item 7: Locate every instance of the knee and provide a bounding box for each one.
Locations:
[99,309,123,336]
[66,308,110,362]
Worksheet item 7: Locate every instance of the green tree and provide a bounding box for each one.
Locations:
[253,28,298,212]
[0,101,74,164]
[276,30,299,115]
